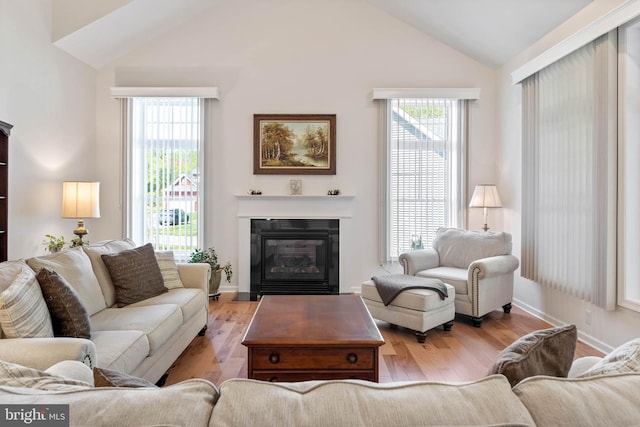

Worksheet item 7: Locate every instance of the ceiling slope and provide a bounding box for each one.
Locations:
[367,0,594,67]
[53,0,222,69]
[53,0,594,70]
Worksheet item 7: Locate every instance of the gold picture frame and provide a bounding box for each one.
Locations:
[254,114,336,175]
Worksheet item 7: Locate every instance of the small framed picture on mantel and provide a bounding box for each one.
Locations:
[254,114,336,175]
[289,179,302,195]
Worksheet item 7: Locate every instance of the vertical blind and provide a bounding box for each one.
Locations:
[385,98,466,260]
[521,32,617,309]
[127,97,204,262]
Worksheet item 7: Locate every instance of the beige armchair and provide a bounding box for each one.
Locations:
[399,228,519,327]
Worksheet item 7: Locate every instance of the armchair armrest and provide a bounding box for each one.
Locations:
[399,249,440,276]
[468,255,519,279]
[177,263,211,295]
[0,338,96,371]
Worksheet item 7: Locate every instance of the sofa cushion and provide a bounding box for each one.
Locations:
[0,379,219,427]
[578,338,640,377]
[93,367,157,388]
[101,243,168,307]
[83,239,137,307]
[488,324,577,387]
[0,267,53,338]
[90,330,149,374]
[128,288,205,324]
[155,251,184,289]
[416,266,468,295]
[513,373,640,426]
[27,247,107,316]
[36,268,91,339]
[91,304,182,355]
[433,228,512,269]
[214,376,535,427]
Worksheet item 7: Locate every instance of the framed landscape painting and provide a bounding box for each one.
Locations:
[254,114,336,175]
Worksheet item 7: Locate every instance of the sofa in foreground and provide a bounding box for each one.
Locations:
[0,239,210,383]
[0,350,639,427]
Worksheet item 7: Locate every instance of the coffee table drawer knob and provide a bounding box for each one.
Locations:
[346,353,358,364]
[269,353,280,364]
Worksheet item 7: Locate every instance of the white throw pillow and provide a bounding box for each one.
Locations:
[579,338,640,377]
[155,251,184,290]
[0,267,53,338]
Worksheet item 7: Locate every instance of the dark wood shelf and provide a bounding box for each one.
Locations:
[0,121,12,262]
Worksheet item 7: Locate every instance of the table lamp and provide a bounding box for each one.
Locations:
[468,184,501,232]
[61,181,100,246]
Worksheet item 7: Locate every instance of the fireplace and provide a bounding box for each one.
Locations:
[250,219,339,300]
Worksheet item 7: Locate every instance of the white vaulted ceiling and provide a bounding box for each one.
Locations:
[52,0,594,69]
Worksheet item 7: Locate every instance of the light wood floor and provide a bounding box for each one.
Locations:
[164,292,603,387]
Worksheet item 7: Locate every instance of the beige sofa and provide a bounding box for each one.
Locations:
[0,355,638,426]
[0,239,210,384]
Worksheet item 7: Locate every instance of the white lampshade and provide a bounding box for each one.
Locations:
[61,181,101,219]
[468,184,502,208]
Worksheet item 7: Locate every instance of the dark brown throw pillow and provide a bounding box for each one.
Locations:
[101,243,167,307]
[93,367,157,388]
[488,324,577,387]
[35,268,91,339]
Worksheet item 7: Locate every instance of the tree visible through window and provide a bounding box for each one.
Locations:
[385,98,465,260]
[128,97,203,261]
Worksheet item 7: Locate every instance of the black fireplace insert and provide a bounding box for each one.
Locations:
[250,218,339,300]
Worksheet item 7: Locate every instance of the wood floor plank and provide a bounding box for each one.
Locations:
[164,292,604,387]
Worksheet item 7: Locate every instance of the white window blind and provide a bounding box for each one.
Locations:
[126,97,206,262]
[383,98,466,260]
[521,32,617,310]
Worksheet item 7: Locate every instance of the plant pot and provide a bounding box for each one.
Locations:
[209,268,222,298]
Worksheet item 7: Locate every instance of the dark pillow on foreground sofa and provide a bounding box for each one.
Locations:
[488,324,577,386]
[101,243,167,307]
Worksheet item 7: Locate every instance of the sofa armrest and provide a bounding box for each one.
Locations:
[0,338,96,371]
[177,263,211,295]
[399,249,440,276]
[468,255,519,279]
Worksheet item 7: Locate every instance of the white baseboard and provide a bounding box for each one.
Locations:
[512,297,613,355]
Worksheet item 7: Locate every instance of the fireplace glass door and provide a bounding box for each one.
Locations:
[263,237,327,282]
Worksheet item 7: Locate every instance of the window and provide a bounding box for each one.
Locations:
[125,97,206,261]
[618,17,640,311]
[521,32,617,310]
[383,98,467,260]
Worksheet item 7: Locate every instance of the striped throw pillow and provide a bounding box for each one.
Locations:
[0,267,53,338]
[155,251,184,290]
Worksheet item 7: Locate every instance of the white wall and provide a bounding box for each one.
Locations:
[498,0,640,353]
[0,0,98,259]
[95,0,499,292]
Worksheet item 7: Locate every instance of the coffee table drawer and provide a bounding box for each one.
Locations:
[251,347,375,370]
[252,370,376,382]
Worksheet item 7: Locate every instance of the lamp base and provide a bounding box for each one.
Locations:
[73,219,88,246]
[482,224,489,232]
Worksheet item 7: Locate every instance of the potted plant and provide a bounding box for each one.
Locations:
[43,234,66,253]
[189,247,232,299]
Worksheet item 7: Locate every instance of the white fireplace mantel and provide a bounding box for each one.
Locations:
[235,194,356,294]
[235,194,355,218]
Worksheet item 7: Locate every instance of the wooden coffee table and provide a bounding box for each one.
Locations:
[241,294,385,382]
